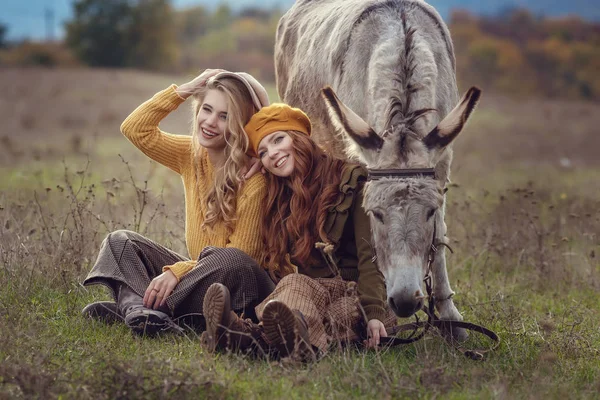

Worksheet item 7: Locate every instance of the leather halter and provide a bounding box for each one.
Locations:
[367,168,436,181]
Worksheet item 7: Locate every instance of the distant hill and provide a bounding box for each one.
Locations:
[2,0,598,40]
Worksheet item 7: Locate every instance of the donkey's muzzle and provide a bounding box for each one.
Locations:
[388,295,423,318]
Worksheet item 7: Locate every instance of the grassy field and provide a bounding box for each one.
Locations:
[0,67,599,399]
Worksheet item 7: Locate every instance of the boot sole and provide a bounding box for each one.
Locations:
[202,283,230,351]
[125,309,179,336]
[262,301,300,358]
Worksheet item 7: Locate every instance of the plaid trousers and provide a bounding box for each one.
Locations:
[255,274,397,351]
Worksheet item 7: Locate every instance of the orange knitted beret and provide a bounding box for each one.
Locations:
[244,103,311,157]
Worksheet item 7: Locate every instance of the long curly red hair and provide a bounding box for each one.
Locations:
[261,131,347,280]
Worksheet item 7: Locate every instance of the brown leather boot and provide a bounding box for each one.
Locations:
[202,283,271,356]
[261,300,316,362]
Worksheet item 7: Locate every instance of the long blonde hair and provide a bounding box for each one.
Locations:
[190,77,257,232]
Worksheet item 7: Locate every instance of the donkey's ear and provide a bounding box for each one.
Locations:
[321,86,383,151]
[423,87,481,149]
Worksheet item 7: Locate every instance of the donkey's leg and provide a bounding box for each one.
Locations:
[432,210,468,340]
[432,247,461,320]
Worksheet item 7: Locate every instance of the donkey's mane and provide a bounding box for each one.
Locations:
[342,0,455,79]
[277,0,459,162]
[382,10,437,159]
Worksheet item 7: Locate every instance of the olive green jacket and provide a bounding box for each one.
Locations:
[296,164,388,322]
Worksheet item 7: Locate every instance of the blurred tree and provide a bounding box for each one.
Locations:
[0,23,7,49]
[65,0,133,67]
[66,0,177,70]
[449,10,481,55]
[239,8,271,20]
[127,0,178,70]
[61,1,596,99]
[232,17,276,56]
[176,6,209,71]
[0,42,79,67]
[506,9,538,44]
[451,8,599,100]
[177,6,208,43]
[197,29,237,57]
[210,4,233,31]
[467,38,499,83]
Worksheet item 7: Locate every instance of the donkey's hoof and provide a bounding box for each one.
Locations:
[436,300,467,341]
[440,323,469,342]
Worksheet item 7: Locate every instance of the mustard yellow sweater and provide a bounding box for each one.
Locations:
[120,85,267,280]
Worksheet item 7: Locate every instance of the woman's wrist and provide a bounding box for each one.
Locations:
[174,83,192,100]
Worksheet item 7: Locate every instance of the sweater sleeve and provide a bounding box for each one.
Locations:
[162,260,196,281]
[226,174,268,262]
[120,85,191,175]
[352,186,388,323]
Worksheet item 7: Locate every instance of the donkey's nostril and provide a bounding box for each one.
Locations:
[388,297,397,312]
[389,296,421,318]
[416,298,424,311]
[415,290,424,298]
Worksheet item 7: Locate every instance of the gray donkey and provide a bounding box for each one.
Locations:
[275,0,480,333]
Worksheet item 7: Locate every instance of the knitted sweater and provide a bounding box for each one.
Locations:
[120,85,267,280]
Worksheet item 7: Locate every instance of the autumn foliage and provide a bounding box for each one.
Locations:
[174,5,600,100]
[450,9,600,100]
[1,4,598,100]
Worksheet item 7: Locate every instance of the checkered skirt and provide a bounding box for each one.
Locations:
[255,274,397,351]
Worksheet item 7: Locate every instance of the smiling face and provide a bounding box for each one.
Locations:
[257,130,296,177]
[196,89,229,150]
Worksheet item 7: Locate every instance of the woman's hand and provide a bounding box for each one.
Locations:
[143,270,178,310]
[242,157,264,180]
[175,68,225,99]
[364,319,387,349]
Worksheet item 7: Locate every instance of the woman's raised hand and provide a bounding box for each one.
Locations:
[242,157,265,180]
[175,68,226,99]
[143,270,178,310]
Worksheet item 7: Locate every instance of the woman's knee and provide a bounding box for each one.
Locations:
[200,247,259,273]
[106,229,139,245]
[278,273,314,287]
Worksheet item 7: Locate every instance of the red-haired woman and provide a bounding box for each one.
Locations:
[202,104,396,360]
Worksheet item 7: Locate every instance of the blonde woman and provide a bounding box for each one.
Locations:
[82,70,275,335]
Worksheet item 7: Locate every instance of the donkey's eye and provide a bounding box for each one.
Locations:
[371,210,385,224]
[427,208,437,220]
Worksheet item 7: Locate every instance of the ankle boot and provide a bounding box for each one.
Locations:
[118,285,182,336]
[262,300,316,362]
[202,283,271,356]
[82,301,122,324]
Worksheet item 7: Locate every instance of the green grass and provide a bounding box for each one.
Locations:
[2,177,599,399]
[1,271,598,399]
